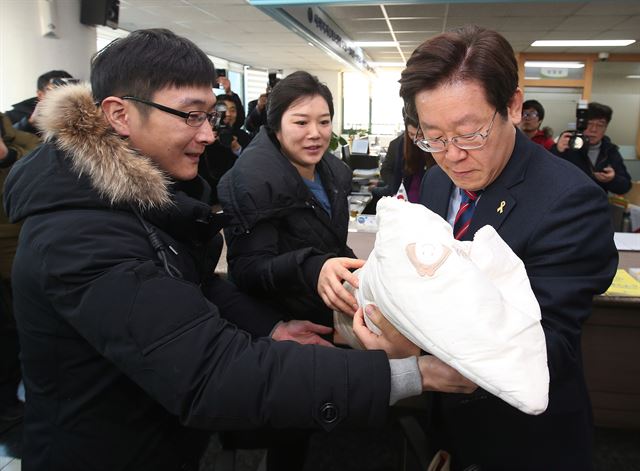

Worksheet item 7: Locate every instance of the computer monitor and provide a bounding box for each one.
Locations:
[351,137,369,155]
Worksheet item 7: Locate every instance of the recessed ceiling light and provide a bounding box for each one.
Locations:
[531,40,635,47]
[352,41,398,47]
[525,61,585,69]
[369,62,405,67]
[627,75,640,79]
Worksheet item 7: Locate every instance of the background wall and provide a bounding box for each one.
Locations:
[0,0,96,111]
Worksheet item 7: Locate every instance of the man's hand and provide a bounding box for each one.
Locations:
[317,257,365,315]
[217,76,231,94]
[555,131,572,153]
[256,94,267,112]
[418,355,477,393]
[593,165,615,183]
[271,320,334,347]
[0,138,8,161]
[230,135,242,154]
[353,304,420,359]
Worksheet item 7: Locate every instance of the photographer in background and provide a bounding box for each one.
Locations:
[519,99,554,150]
[198,95,251,204]
[215,70,245,131]
[551,102,632,195]
[4,70,75,137]
[245,78,280,137]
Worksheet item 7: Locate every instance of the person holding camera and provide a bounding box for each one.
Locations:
[198,95,251,204]
[551,102,632,195]
[4,70,76,137]
[215,72,246,131]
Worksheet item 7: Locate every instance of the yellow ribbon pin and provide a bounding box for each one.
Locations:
[497,201,506,214]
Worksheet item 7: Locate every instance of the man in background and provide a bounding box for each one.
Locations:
[552,102,632,195]
[199,95,251,204]
[519,99,554,150]
[0,111,39,421]
[4,70,75,136]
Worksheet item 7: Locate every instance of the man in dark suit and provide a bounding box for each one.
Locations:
[363,25,617,470]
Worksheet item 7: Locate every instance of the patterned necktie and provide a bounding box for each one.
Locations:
[453,189,480,240]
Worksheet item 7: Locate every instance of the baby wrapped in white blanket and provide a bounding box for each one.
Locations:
[335,197,549,415]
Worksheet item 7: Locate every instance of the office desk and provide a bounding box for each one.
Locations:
[583,250,640,429]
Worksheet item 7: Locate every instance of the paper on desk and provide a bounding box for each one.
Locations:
[352,168,379,178]
[604,269,640,297]
[613,232,640,251]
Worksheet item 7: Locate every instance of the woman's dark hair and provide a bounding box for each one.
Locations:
[266,71,334,132]
[400,25,518,121]
[401,108,434,175]
[91,29,216,106]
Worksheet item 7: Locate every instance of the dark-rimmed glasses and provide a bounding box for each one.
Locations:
[121,96,221,129]
[522,111,539,119]
[413,110,498,153]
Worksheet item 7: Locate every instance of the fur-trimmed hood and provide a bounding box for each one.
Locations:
[37,84,171,208]
[4,84,184,224]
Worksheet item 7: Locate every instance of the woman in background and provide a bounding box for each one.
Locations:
[218,70,360,330]
[218,69,364,471]
[372,111,435,203]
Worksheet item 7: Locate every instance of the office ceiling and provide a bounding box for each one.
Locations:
[118,0,640,71]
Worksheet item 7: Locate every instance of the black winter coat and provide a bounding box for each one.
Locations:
[3,85,390,471]
[551,135,632,195]
[218,127,355,327]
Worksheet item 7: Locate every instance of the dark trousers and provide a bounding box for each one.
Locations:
[0,278,20,404]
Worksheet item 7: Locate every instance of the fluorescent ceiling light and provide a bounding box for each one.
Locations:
[524,77,541,80]
[352,41,398,47]
[627,75,640,79]
[369,62,405,67]
[525,61,585,69]
[531,39,635,47]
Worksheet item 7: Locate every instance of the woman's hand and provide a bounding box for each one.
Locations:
[271,320,334,347]
[352,304,420,359]
[317,257,365,315]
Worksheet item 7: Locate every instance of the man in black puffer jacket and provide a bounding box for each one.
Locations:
[4,29,475,471]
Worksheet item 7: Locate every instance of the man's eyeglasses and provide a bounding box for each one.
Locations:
[121,96,221,129]
[413,110,498,153]
[586,120,607,131]
[522,111,539,119]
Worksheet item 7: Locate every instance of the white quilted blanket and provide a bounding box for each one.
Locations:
[335,197,549,415]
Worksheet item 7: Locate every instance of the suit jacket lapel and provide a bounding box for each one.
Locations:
[420,167,454,219]
[469,129,531,236]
